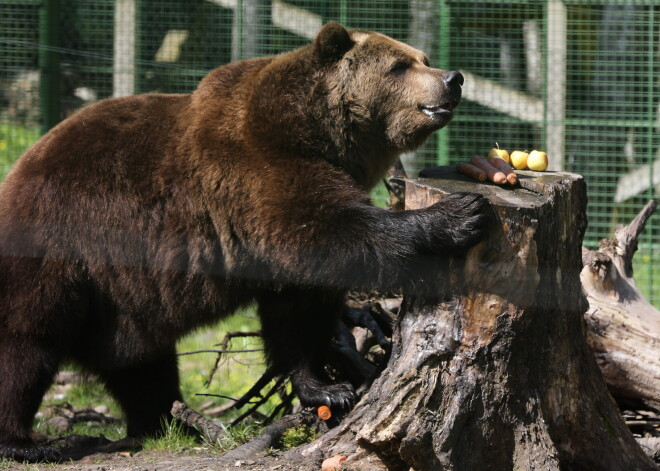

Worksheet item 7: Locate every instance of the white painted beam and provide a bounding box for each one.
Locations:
[460,70,544,122]
[615,151,660,203]
[207,0,321,40]
[546,0,567,170]
[113,0,136,97]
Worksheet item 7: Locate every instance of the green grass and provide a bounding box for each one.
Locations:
[36,377,125,441]
[176,309,274,415]
[62,381,122,416]
[38,420,126,443]
[141,419,200,453]
[214,423,264,453]
[134,310,272,453]
[0,460,60,471]
[280,424,320,450]
[0,121,40,180]
[631,247,660,307]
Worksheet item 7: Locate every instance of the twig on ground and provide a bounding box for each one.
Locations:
[221,412,323,462]
[171,401,227,444]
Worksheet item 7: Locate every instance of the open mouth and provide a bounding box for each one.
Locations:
[419,99,460,118]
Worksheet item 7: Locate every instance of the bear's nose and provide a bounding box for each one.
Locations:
[443,71,464,87]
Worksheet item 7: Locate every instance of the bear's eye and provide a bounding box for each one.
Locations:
[389,61,410,76]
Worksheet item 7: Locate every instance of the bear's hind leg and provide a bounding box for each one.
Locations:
[97,349,186,439]
[257,288,356,410]
[0,338,62,462]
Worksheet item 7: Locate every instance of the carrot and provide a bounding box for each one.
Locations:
[322,455,347,471]
[317,405,332,420]
[469,155,507,185]
[456,162,487,182]
[488,157,518,185]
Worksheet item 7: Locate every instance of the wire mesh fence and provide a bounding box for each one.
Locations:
[1,0,659,304]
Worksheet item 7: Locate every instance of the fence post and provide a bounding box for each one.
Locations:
[436,0,450,166]
[39,0,61,134]
[545,0,566,171]
[113,0,137,97]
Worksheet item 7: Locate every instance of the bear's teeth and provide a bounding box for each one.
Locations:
[420,104,449,117]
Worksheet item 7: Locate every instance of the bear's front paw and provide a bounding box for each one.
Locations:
[428,192,492,250]
[295,379,357,411]
[0,439,61,463]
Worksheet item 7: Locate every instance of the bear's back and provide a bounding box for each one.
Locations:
[2,94,190,202]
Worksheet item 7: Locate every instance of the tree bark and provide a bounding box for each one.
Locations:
[301,167,656,470]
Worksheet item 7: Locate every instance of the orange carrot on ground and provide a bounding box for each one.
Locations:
[317,405,332,420]
[469,155,507,185]
[488,157,518,185]
[456,162,487,182]
[321,455,347,471]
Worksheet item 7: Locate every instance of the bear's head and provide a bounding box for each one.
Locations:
[315,23,464,153]
[244,23,463,189]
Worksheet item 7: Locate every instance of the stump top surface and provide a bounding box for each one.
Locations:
[413,166,582,209]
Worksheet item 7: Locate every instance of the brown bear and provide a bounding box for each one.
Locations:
[0,23,489,462]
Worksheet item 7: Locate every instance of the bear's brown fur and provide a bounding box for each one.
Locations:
[0,23,489,462]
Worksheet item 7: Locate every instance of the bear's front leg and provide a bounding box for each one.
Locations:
[257,287,357,411]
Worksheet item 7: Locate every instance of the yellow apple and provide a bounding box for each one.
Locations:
[487,146,510,163]
[510,150,529,170]
[527,150,548,171]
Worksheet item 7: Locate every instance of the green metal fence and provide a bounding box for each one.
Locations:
[1,0,659,304]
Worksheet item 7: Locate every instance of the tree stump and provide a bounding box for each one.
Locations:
[302,167,656,470]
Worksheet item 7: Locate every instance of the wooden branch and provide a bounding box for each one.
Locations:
[171,401,227,445]
[177,349,263,356]
[581,199,660,410]
[614,199,657,277]
[204,331,262,387]
[42,404,122,435]
[222,412,323,462]
[171,400,324,463]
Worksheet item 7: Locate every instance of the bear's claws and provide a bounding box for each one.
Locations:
[429,192,493,249]
[296,380,357,412]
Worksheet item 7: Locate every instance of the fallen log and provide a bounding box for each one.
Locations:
[298,167,656,470]
[581,200,660,411]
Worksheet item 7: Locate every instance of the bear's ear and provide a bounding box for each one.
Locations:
[314,23,354,63]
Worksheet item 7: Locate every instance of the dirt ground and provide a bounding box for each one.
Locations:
[59,452,315,471]
[0,433,327,471]
[2,399,658,470]
[2,446,322,471]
